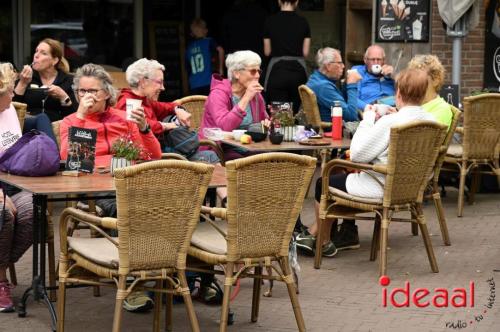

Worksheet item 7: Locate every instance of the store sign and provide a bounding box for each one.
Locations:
[375,0,430,42]
[485,1,500,90]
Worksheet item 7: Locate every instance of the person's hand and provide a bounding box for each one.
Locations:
[47,85,68,101]
[346,70,362,84]
[18,65,33,86]
[76,93,97,119]
[261,118,271,128]
[162,122,178,131]
[386,106,397,114]
[362,104,378,121]
[381,65,394,77]
[129,107,147,131]
[243,81,264,101]
[174,106,192,127]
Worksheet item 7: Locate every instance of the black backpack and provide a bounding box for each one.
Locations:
[163,125,200,158]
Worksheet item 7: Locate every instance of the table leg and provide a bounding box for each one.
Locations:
[17,194,57,331]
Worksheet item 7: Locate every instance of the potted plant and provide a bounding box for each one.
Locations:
[110,134,144,174]
[273,109,296,141]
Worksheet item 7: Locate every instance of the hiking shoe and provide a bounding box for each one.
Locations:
[320,241,338,257]
[0,281,14,313]
[334,223,360,251]
[123,291,154,312]
[295,230,315,254]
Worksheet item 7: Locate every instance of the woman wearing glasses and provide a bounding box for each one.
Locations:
[199,50,268,159]
[13,38,77,122]
[59,63,161,167]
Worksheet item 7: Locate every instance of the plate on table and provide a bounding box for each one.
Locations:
[298,139,331,146]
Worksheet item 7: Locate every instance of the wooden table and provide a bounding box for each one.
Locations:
[0,164,226,330]
[221,137,351,152]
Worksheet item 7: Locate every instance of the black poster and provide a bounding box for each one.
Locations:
[375,0,430,42]
[439,84,460,109]
[483,0,500,90]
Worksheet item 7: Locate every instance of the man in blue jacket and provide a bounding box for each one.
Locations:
[352,45,395,110]
[306,47,362,124]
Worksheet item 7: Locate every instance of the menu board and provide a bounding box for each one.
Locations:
[375,0,430,42]
[148,21,187,100]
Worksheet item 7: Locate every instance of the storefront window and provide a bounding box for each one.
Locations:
[31,0,134,71]
[0,1,13,64]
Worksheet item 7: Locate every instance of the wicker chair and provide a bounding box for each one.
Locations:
[412,106,462,245]
[12,102,27,131]
[188,153,316,332]
[174,95,225,165]
[108,71,129,91]
[298,85,331,134]
[442,94,500,217]
[57,160,214,332]
[315,121,447,276]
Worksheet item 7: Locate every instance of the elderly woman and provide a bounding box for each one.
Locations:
[14,38,77,122]
[0,63,34,313]
[297,68,437,257]
[60,63,161,167]
[116,58,191,136]
[200,50,268,151]
[407,54,453,129]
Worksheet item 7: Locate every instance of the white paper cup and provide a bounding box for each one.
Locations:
[376,104,390,116]
[126,99,142,120]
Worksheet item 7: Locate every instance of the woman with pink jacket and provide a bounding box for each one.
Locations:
[199,50,268,160]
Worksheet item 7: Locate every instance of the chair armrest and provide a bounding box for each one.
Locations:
[320,121,332,128]
[161,152,188,160]
[200,139,225,166]
[59,207,118,255]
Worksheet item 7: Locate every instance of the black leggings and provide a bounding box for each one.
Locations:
[315,173,348,203]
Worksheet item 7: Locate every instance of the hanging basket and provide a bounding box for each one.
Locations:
[110,157,133,175]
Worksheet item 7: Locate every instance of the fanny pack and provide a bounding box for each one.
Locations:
[0,129,60,177]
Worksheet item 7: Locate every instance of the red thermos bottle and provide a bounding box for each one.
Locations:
[331,101,343,140]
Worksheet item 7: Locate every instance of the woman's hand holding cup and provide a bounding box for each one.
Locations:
[19,65,33,86]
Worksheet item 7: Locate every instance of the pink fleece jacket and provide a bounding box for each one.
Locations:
[199,74,268,139]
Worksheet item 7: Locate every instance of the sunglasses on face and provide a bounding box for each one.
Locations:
[244,68,262,76]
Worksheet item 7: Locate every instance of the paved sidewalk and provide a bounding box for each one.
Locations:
[2,188,500,331]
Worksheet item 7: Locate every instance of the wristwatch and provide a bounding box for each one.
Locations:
[61,96,71,106]
[140,124,151,134]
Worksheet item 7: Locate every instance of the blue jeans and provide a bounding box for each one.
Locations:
[23,113,57,144]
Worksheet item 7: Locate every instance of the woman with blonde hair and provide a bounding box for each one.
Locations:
[0,63,34,312]
[14,38,77,122]
[407,54,453,128]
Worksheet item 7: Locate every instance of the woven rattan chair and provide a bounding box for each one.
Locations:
[442,94,500,217]
[12,102,27,131]
[57,160,214,332]
[174,95,225,165]
[412,106,462,245]
[315,121,447,276]
[298,85,332,134]
[188,153,316,332]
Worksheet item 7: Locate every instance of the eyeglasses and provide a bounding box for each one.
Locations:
[244,68,262,76]
[366,58,384,62]
[76,88,103,97]
[147,77,164,86]
[329,61,344,65]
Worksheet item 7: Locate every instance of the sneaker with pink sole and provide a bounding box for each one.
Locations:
[0,281,15,313]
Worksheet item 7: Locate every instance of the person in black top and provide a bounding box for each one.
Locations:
[13,38,77,123]
[263,0,311,114]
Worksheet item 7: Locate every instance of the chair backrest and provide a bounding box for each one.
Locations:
[462,93,500,160]
[108,71,129,91]
[113,160,213,273]
[52,120,62,149]
[173,95,207,130]
[12,102,27,131]
[224,153,316,261]
[298,85,323,132]
[383,121,447,206]
[432,106,462,182]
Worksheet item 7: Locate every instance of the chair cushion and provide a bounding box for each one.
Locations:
[329,187,383,205]
[68,237,119,268]
[191,220,227,255]
[446,144,463,157]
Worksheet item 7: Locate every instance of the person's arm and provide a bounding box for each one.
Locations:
[344,83,360,121]
[128,121,162,160]
[148,100,179,134]
[13,65,33,97]
[263,38,271,57]
[205,89,246,131]
[302,38,311,58]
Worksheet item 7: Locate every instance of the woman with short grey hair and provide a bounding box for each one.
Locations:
[72,63,117,107]
[199,50,268,160]
[125,58,165,88]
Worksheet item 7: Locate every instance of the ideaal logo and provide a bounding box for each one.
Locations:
[379,276,495,329]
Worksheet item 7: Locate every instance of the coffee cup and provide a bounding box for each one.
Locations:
[232,129,246,141]
[371,64,382,75]
[126,98,142,120]
[375,104,390,116]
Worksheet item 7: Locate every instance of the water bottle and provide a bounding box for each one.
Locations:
[331,101,343,140]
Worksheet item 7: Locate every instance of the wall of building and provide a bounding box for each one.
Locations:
[431,0,485,98]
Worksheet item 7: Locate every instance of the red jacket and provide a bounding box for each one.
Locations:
[116,88,179,136]
[60,107,162,167]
